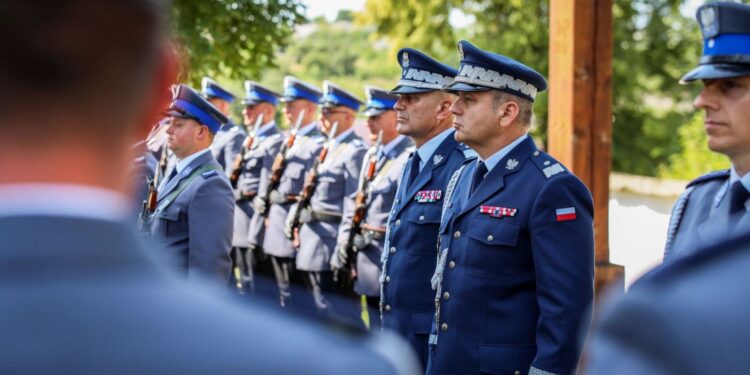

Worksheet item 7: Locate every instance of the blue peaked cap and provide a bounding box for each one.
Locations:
[390,48,458,94]
[445,40,547,102]
[201,77,236,103]
[321,81,363,111]
[242,81,281,106]
[363,86,398,116]
[681,2,750,83]
[166,84,228,133]
[281,76,323,104]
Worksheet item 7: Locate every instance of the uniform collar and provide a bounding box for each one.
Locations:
[333,127,355,147]
[0,183,130,222]
[480,133,529,174]
[176,148,211,174]
[298,121,318,136]
[416,128,454,171]
[257,121,277,137]
[382,135,408,157]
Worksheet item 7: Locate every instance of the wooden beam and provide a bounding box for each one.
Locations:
[548,0,623,293]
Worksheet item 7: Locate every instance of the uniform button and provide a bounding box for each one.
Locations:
[515,371,521,375]
[441,323,448,332]
[395,219,401,226]
[385,276,391,283]
[389,246,396,254]
[448,261,456,269]
[487,234,494,241]
[453,231,461,239]
[419,215,425,221]
[395,199,400,204]
[533,151,540,156]
[384,304,391,312]
[443,291,450,300]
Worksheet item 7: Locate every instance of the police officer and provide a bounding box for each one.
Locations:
[379,48,466,367]
[331,86,414,328]
[287,81,367,319]
[203,77,247,176]
[150,84,235,284]
[232,81,284,290]
[427,41,594,375]
[664,2,750,261]
[251,76,324,307]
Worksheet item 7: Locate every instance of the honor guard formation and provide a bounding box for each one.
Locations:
[2,1,750,374]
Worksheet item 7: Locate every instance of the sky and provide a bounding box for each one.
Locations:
[303,0,365,21]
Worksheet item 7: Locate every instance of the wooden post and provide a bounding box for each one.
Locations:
[548,0,623,295]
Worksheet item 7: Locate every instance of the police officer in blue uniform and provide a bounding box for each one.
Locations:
[331,86,414,328]
[426,41,594,375]
[203,77,247,177]
[150,84,235,284]
[287,81,367,320]
[379,48,467,368]
[232,81,284,290]
[664,2,750,261]
[252,76,325,306]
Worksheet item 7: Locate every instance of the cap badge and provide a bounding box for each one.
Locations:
[402,52,410,68]
[700,6,719,38]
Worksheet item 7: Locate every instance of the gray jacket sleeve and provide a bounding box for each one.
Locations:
[187,176,234,284]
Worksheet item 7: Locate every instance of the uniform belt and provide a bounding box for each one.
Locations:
[362,224,386,240]
[237,191,257,202]
[269,190,299,205]
[310,209,342,223]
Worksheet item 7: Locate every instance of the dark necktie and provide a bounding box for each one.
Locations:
[407,153,421,188]
[471,161,488,194]
[729,181,750,216]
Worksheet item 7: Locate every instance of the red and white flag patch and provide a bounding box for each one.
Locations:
[556,207,576,222]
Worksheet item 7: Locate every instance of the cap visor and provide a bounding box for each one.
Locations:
[363,108,388,117]
[388,85,436,95]
[443,82,491,94]
[242,99,262,106]
[164,109,191,119]
[680,63,750,84]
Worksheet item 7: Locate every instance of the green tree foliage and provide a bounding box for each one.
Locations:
[171,0,305,86]
[358,0,707,177]
[659,112,730,179]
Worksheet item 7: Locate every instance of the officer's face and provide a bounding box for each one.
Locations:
[450,90,499,154]
[242,104,265,126]
[694,76,750,160]
[165,116,207,159]
[283,99,309,126]
[394,92,444,138]
[320,106,351,135]
[366,110,397,143]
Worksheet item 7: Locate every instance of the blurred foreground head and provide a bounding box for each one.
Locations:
[0,0,175,189]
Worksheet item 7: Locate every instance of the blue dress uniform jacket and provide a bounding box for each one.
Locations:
[0,214,420,375]
[663,170,744,260]
[380,131,469,367]
[210,121,246,176]
[337,137,414,296]
[427,136,594,375]
[586,229,750,375]
[296,132,368,272]
[232,125,283,248]
[149,151,234,284]
[262,126,325,258]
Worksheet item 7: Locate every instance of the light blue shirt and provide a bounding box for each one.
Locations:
[480,134,529,176]
[297,121,318,136]
[332,127,355,147]
[176,148,211,175]
[381,135,408,158]
[256,121,276,137]
[416,128,454,171]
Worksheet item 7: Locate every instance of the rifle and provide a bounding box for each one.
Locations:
[338,130,383,283]
[229,113,264,188]
[138,141,169,232]
[257,109,305,218]
[287,121,338,243]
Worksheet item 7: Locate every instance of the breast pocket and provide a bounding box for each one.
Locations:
[466,218,521,280]
[281,162,306,190]
[154,203,184,238]
[317,173,344,200]
[405,204,442,256]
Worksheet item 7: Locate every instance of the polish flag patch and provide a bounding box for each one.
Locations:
[556,207,577,222]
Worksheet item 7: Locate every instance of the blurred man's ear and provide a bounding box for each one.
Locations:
[136,43,179,140]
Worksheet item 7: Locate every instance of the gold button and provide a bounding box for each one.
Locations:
[487,234,494,241]
[385,276,391,283]
[453,231,461,239]
[419,215,425,221]
[389,246,396,254]
[448,261,456,269]
[441,323,448,332]
[385,304,391,312]
[443,291,450,300]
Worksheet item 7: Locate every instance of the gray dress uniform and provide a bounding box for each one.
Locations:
[150,149,234,284]
[233,124,283,248]
[210,120,246,176]
[295,131,368,272]
[337,136,413,297]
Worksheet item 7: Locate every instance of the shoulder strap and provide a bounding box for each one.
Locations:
[155,164,223,213]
